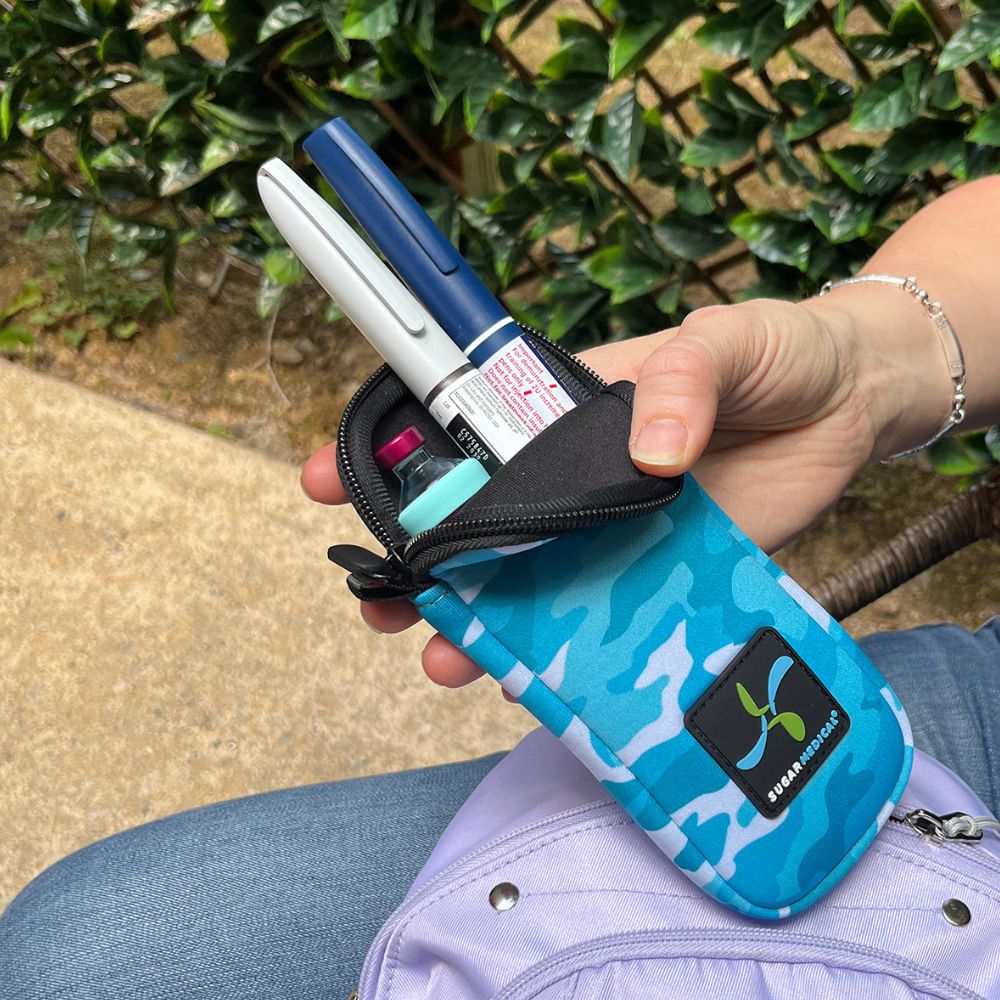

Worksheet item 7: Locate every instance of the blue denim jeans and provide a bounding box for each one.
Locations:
[2,618,998,999]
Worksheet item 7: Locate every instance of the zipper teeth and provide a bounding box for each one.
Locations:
[336,365,398,551]
[403,483,683,562]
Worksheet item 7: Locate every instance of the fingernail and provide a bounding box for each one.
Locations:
[630,418,688,466]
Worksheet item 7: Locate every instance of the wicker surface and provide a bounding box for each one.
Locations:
[815,467,1000,621]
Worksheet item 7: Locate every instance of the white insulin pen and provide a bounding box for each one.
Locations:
[257,160,533,476]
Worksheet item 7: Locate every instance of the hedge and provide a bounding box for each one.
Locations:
[2,0,1000,351]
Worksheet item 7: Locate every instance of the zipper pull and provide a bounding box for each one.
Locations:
[327,543,422,601]
[901,808,999,843]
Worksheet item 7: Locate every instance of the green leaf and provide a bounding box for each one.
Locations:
[1,282,43,322]
[609,20,668,80]
[654,281,682,315]
[200,134,241,173]
[967,104,1000,146]
[927,436,991,476]
[781,0,817,28]
[786,105,843,141]
[208,186,249,217]
[539,18,608,79]
[806,198,876,243]
[821,145,886,194]
[0,324,35,352]
[984,425,1000,463]
[341,0,398,41]
[675,176,716,216]
[193,98,280,135]
[730,210,814,271]
[694,6,784,70]
[320,0,352,58]
[889,0,935,43]
[338,58,414,99]
[1,81,22,141]
[91,141,143,171]
[112,320,139,339]
[159,149,201,196]
[602,88,645,182]
[653,211,732,260]
[128,0,196,29]
[846,33,910,61]
[97,26,143,62]
[257,276,287,318]
[27,203,76,241]
[263,247,307,285]
[699,68,770,120]
[258,0,315,41]
[850,60,929,131]
[543,281,605,340]
[582,244,664,305]
[18,95,72,135]
[694,11,751,57]
[929,71,962,111]
[868,118,966,174]
[63,328,88,349]
[938,12,1000,71]
[681,122,760,167]
[71,201,96,256]
[569,88,601,151]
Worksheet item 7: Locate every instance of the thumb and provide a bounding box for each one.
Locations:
[628,306,750,477]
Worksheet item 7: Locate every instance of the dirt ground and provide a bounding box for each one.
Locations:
[1,182,997,639]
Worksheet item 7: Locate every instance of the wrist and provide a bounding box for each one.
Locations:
[801,285,951,462]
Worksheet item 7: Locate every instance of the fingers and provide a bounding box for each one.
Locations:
[360,599,421,634]
[628,305,755,477]
[300,443,349,505]
[422,633,486,687]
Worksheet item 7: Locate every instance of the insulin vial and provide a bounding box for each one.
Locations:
[374,426,489,536]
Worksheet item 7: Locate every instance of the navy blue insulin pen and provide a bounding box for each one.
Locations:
[303,118,576,436]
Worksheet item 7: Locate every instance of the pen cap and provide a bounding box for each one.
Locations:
[256,159,474,404]
[304,119,510,350]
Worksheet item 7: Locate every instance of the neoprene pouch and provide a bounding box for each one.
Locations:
[330,329,914,920]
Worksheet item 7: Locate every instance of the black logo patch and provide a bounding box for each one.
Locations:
[684,627,850,818]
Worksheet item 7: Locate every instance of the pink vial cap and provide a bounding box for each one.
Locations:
[374,425,426,469]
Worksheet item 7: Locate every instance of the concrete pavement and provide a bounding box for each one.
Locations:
[0,360,532,910]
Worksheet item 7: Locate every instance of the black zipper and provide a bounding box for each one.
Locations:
[335,363,404,552]
[401,480,684,573]
[335,324,607,554]
[332,325,683,596]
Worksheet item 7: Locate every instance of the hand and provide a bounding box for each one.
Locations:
[301,297,906,690]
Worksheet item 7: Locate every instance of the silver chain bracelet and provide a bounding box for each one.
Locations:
[818,273,967,460]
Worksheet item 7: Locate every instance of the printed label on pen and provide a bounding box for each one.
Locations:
[428,369,533,474]
[479,340,576,435]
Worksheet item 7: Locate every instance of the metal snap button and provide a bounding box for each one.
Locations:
[489,882,519,911]
[942,898,971,926]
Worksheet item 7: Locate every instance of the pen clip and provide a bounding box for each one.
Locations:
[320,121,460,277]
[262,161,426,336]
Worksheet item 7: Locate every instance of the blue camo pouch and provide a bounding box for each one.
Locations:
[331,329,914,920]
